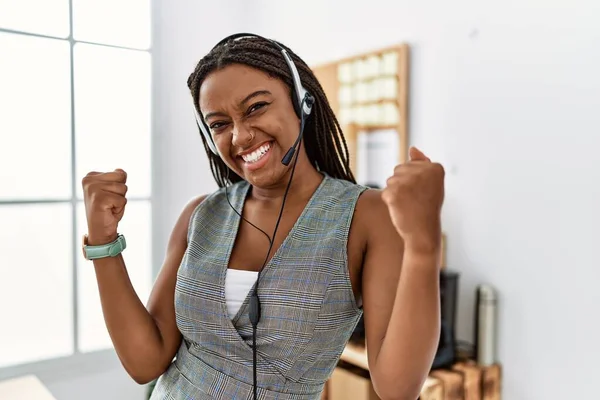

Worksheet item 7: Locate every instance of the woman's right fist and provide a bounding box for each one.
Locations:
[82,169,128,245]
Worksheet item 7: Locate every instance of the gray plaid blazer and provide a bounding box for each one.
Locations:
[150,173,368,399]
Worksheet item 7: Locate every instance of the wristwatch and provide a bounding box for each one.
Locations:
[82,234,127,260]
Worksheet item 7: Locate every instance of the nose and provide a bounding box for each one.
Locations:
[231,122,254,147]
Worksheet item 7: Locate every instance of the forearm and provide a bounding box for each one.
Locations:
[92,255,168,382]
[372,249,441,399]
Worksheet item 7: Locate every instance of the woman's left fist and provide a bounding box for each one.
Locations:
[381,147,445,252]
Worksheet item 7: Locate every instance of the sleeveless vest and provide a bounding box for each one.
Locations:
[150,174,368,399]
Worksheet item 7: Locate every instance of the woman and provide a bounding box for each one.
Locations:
[81,34,445,400]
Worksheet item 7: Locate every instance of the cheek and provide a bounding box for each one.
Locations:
[264,114,299,143]
[214,135,233,158]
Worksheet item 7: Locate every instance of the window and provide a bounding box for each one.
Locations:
[0,0,152,369]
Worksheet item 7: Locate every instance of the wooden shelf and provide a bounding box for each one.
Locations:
[340,342,370,370]
[311,43,410,176]
[329,343,501,400]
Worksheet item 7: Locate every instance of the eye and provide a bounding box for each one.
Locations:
[247,101,269,115]
[209,121,228,131]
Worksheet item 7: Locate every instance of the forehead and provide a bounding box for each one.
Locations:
[199,64,285,111]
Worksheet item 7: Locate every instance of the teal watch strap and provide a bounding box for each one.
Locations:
[83,234,126,260]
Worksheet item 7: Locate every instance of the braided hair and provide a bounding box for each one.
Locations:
[187,36,356,188]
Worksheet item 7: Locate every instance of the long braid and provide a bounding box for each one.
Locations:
[188,36,355,187]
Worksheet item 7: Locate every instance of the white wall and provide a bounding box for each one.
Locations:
[238,1,599,399]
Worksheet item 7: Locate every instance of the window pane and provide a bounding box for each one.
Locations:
[76,200,152,353]
[0,0,70,38]
[73,0,151,49]
[0,203,73,368]
[74,43,151,199]
[0,33,72,201]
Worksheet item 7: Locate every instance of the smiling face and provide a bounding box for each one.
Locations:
[199,63,305,188]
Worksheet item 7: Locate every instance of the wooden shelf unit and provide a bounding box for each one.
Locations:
[311,43,410,175]
[323,342,501,400]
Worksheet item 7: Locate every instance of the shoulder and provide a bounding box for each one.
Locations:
[322,178,393,245]
[351,186,402,251]
[354,187,392,229]
[181,193,210,219]
[181,181,248,237]
[175,194,209,240]
[186,181,246,217]
[323,176,370,204]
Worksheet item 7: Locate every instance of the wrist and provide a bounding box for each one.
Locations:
[403,235,440,255]
[402,243,442,272]
[86,233,118,246]
[82,233,126,261]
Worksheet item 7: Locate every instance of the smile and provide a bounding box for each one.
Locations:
[241,142,271,163]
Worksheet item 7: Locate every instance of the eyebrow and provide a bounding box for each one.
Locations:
[204,90,272,122]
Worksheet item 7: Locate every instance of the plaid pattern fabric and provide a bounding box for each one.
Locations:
[150,174,368,400]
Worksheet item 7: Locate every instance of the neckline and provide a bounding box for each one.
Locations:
[219,173,329,329]
[227,269,259,275]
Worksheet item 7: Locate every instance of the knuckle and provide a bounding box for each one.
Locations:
[436,163,445,176]
[81,176,93,187]
[381,190,392,205]
[386,175,399,187]
[382,185,399,202]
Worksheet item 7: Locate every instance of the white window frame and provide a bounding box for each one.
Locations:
[0,0,153,381]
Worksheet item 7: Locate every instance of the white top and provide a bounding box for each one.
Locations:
[224,268,258,319]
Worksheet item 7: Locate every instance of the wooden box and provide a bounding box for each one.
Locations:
[451,362,482,400]
[328,366,380,400]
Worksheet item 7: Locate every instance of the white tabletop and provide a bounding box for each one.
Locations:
[0,375,57,400]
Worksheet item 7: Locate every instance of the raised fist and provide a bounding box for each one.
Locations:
[82,169,128,245]
[382,147,445,253]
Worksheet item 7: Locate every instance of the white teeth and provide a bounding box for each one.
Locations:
[241,143,271,163]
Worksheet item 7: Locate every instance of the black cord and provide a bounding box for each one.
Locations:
[224,99,308,400]
[225,177,271,243]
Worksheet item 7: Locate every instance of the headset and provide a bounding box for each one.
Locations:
[193,33,315,165]
[191,33,315,400]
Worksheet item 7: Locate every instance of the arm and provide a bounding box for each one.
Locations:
[361,147,444,400]
[359,191,441,400]
[91,195,206,384]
